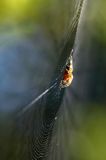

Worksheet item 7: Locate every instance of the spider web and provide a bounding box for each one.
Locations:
[6,0,88,160]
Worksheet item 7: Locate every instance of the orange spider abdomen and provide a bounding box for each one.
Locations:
[60,56,73,88]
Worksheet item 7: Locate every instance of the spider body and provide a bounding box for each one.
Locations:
[60,55,73,88]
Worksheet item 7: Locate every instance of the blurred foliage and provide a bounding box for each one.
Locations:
[70,106,106,160]
[0,0,74,42]
[0,0,106,43]
[88,0,106,44]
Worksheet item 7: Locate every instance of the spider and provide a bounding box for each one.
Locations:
[60,55,73,88]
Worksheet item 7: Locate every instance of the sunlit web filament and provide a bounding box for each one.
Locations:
[19,82,57,115]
